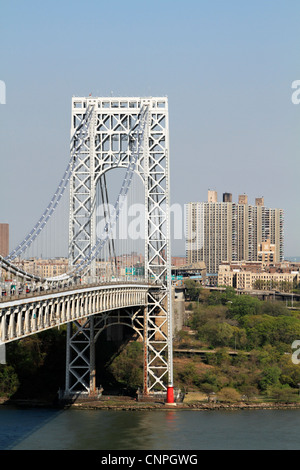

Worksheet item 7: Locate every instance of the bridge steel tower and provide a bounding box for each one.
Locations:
[66,96,174,401]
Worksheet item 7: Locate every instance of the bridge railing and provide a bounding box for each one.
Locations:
[0,276,155,303]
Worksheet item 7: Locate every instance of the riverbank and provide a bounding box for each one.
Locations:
[68,399,300,411]
[2,395,300,411]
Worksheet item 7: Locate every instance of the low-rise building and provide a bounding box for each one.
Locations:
[218,260,300,291]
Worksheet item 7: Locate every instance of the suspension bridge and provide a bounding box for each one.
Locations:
[0,96,176,403]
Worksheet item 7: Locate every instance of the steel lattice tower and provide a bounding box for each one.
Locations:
[66,96,174,399]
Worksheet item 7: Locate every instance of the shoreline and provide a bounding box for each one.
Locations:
[2,396,300,411]
[68,401,300,411]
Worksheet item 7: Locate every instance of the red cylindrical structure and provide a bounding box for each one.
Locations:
[166,386,174,404]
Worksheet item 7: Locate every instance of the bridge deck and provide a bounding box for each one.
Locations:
[0,281,155,307]
[0,281,156,344]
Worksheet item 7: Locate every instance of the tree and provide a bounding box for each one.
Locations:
[184,279,201,301]
[197,321,236,348]
[198,288,211,303]
[227,295,261,320]
[259,300,291,317]
[177,363,199,388]
[108,342,144,389]
[200,382,218,400]
[278,354,300,388]
[265,385,298,403]
[239,384,259,401]
[221,287,236,304]
[199,370,227,390]
[206,291,223,305]
[252,345,282,368]
[259,366,282,391]
[217,387,241,402]
[6,329,66,399]
[243,314,300,349]
[0,365,19,397]
[253,279,267,290]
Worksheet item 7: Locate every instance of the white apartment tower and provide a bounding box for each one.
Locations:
[185,191,284,276]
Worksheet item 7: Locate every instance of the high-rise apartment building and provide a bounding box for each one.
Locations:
[185,191,284,276]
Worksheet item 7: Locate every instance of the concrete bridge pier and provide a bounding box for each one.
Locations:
[0,343,6,364]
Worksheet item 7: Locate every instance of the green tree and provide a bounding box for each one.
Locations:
[243,315,300,349]
[265,384,298,402]
[197,321,236,348]
[109,342,143,389]
[253,279,267,290]
[184,279,201,301]
[199,370,228,390]
[259,366,282,391]
[220,287,236,304]
[278,354,300,388]
[252,345,282,368]
[177,363,200,388]
[259,301,291,317]
[200,382,218,399]
[239,384,259,400]
[198,288,211,303]
[0,365,19,397]
[227,295,261,320]
[6,329,66,399]
[206,291,223,305]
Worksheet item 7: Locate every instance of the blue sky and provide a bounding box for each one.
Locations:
[1,0,300,256]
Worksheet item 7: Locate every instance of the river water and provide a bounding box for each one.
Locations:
[0,406,300,450]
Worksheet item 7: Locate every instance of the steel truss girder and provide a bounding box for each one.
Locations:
[68,97,173,395]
